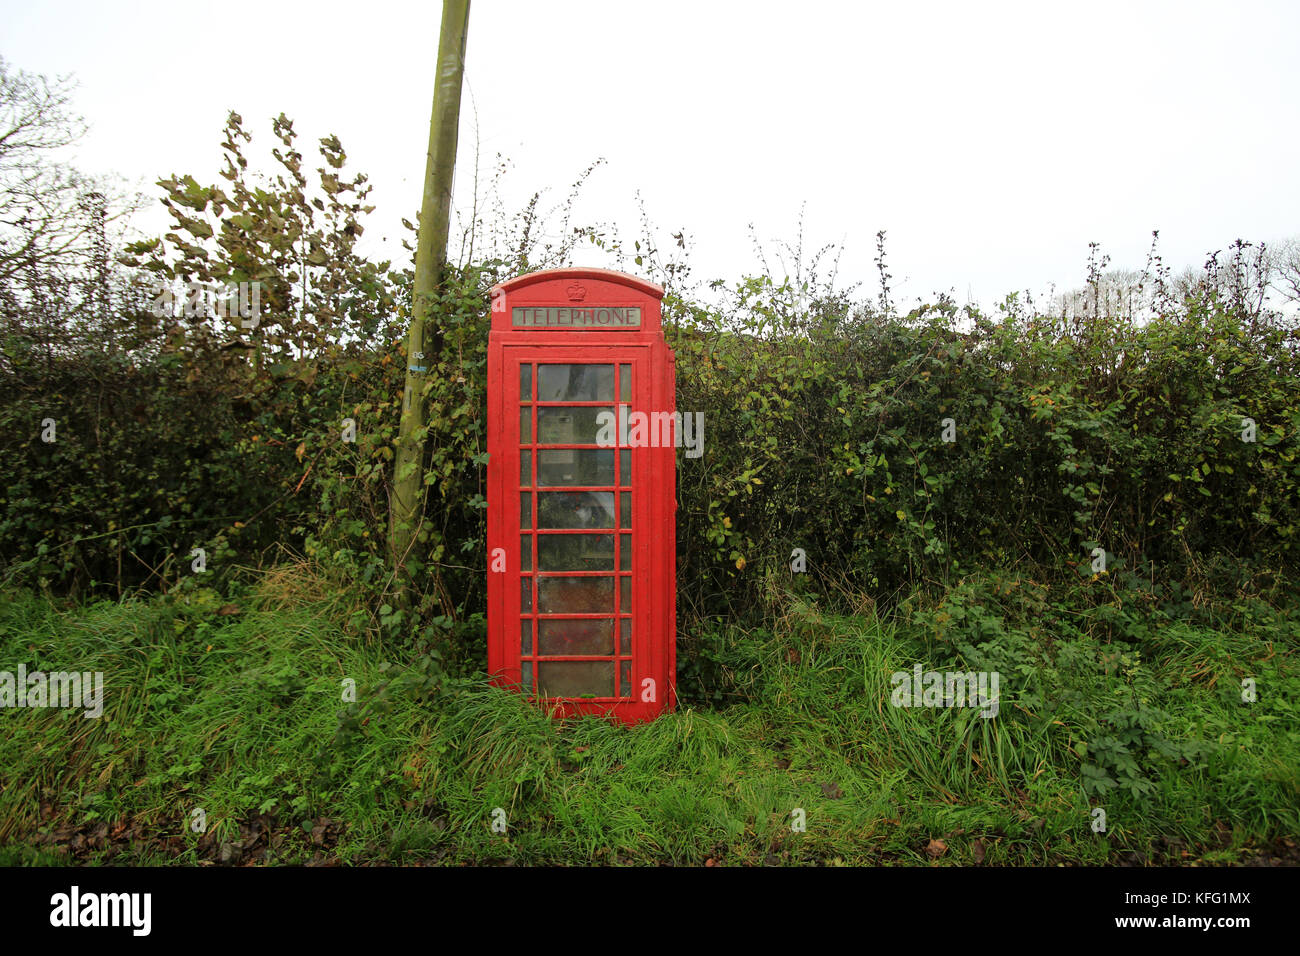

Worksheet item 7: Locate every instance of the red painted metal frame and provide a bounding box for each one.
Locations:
[487,269,676,724]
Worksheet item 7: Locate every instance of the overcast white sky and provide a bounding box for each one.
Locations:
[4,0,1298,309]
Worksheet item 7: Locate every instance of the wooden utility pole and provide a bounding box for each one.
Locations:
[390,0,471,579]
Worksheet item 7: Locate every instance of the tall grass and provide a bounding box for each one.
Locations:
[0,565,1295,865]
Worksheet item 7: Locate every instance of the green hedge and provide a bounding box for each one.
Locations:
[3,267,1298,653]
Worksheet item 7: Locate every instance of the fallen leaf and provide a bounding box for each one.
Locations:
[819,782,843,799]
[972,838,986,864]
[925,838,948,859]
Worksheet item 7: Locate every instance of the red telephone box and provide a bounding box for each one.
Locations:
[486,268,676,723]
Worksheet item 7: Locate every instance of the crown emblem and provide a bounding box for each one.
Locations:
[566,282,587,302]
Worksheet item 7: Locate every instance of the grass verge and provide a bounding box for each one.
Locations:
[0,567,1296,865]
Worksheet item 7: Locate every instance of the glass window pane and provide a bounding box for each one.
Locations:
[538,491,615,529]
[620,619,631,655]
[619,660,631,697]
[620,492,631,529]
[520,364,532,401]
[521,618,533,655]
[522,661,533,691]
[620,576,631,611]
[520,534,532,571]
[539,533,615,571]
[519,407,532,443]
[520,492,531,529]
[537,406,614,445]
[538,661,614,698]
[538,364,614,402]
[521,577,533,612]
[538,449,614,487]
[539,576,614,613]
[619,534,631,570]
[619,364,631,402]
[619,450,630,485]
[539,618,613,655]
[520,451,532,487]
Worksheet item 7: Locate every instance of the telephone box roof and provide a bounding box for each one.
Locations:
[491,267,664,299]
